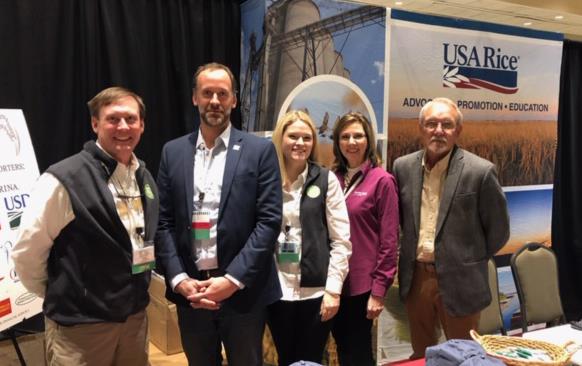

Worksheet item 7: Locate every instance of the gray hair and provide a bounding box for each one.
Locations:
[419,97,463,126]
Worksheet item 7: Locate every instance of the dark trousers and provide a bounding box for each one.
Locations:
[332,292,375,366]
[176,304,266,366]
[267,297,332,366]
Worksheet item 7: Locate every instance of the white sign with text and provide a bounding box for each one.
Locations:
[0,109,43,332]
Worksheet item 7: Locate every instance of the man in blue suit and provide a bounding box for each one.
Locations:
[155,62,282,366]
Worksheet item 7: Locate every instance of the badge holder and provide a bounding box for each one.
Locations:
[277,225,300,263]
[278,243,300,263]
[192,211,210,241]
[132,228,155,274]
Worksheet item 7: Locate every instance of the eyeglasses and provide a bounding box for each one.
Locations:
[422,120,456,131]
[339,133,367,142]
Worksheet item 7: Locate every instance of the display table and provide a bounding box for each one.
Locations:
[385,357,425,365]
[523,324,582,365]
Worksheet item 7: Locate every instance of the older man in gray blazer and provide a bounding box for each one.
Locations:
[393,97,510,359]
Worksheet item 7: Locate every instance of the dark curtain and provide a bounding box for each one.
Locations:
[553,39,582,321]
[0,0,241,175]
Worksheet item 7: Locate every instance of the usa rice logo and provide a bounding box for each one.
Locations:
[3,194,29,230]
[442,43,519,94]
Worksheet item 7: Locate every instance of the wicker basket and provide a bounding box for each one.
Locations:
[470,330,574,366]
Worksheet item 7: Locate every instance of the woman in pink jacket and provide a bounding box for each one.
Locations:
[331,112,399,366]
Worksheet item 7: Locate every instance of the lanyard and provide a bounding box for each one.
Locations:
[195,144,215,209]
[111,172,145,246]
[343,171,363,198]
[198,192,205,206]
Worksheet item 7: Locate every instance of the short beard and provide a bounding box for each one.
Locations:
[201,110,230,127]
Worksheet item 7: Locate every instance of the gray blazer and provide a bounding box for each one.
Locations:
[393,146,510,317]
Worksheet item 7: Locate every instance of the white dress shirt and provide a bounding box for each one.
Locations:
[192,125,230,270]
[277,165,351,301]
[169,125,243,290]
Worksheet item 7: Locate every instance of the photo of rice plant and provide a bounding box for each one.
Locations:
[386,119,556,186]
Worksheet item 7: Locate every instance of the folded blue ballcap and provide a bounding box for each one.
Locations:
[425,339,505,366]
[288,361,323,366]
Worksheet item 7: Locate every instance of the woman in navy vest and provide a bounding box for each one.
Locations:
[268,110,352,366]
[331,112,399,366]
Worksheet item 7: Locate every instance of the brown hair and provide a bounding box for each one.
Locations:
[192,62,238,94]
[87,87,145,119]
[332,112,380,174]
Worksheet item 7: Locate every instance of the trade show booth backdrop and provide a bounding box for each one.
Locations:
[0,0,581,360]
[241,0,566,362]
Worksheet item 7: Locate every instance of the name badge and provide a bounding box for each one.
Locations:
[132,240,155,274]
[277,241,300,263]
[192,211,210,240]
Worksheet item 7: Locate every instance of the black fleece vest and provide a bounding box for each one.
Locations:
[44,141,159,325]
[299,163,330,287]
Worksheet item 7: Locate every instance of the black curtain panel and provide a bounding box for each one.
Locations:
[553,39,582,321]
[0,0,241,175]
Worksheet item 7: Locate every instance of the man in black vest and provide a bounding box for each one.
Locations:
[12,87,159,366]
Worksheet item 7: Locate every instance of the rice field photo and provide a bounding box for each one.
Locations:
[386,119,557,187]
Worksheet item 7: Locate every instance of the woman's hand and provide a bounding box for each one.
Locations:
[320,291,340,322]
[366,294,384,319]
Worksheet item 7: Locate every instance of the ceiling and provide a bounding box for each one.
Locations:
[356,0,582,40]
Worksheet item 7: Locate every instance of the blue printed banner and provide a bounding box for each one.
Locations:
[380,9,563,361]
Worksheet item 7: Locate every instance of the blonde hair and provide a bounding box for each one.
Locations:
[272,110,319,185]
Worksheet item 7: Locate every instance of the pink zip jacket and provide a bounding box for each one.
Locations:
[335,161,399,297]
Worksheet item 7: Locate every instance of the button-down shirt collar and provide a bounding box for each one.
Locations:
[96,141,144,250]
[196,124,231,152]
[289,164,308,191]
[422,148,452,176]
[95,141,140,171]
[416,149,453,262]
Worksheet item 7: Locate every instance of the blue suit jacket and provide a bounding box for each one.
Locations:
[155,127,283,312]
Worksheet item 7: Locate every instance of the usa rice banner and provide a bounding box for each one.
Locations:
[0,109,43,332]
[379,9,563,363]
